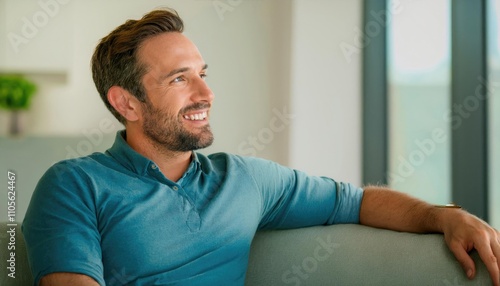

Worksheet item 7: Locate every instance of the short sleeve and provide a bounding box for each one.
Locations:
[22,160,104,285]
[239,156,364,229]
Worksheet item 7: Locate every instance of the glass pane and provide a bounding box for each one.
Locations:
[387,0,451,204]
[488,0,500,229]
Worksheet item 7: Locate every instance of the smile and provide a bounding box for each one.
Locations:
[183,111,208,121]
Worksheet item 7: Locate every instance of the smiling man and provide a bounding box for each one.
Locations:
[22,8,499,286]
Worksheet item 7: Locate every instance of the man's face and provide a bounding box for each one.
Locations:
[137,32,214,152]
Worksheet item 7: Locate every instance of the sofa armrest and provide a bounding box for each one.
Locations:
[246,224,490,285]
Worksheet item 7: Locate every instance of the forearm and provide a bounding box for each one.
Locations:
[359,185,458,233]
[359,186,500,285]
[40,273,100,286]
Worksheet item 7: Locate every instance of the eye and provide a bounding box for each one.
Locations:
[172,76,184,83]
[200,73,207,80]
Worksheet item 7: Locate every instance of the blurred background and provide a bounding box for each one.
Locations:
[0,0,497,229]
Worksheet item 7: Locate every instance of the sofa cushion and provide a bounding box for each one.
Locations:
[245,224,490,285]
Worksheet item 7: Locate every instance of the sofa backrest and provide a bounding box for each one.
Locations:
[1,222,491,286]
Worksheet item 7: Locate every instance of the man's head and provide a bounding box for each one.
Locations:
[92,9,184,124]
[91,9,214,151]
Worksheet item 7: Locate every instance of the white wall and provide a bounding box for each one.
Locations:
[0,0,362,183]
[288,0,362,185]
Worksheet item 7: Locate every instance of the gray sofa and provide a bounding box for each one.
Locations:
[0,222,491,286]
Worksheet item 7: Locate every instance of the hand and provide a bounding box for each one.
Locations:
[441,210,500,286]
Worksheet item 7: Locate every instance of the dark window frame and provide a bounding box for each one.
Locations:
[362,0,489,220]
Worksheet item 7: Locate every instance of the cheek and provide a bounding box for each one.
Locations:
[166,100,189,118]
[145,89,188,119]
[148,104,181,123]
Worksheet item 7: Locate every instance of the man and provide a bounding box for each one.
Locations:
[23,8,499,286]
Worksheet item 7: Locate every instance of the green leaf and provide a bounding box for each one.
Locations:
[0,74,37,110]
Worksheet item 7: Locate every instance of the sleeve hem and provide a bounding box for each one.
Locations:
[35,267,104,286]
[328,183,364,225]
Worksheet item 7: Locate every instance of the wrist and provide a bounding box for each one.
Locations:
[431,204,465,233]
[434,203,462,209]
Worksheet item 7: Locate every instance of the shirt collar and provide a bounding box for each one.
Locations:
[106,130,201,177]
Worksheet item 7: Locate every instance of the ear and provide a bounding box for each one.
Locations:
[107,86,142,122]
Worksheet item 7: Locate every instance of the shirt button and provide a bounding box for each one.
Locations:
[151,164,157,170]
[172,186,179,191]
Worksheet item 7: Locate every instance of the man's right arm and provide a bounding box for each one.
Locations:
[40,273,100,286]
[23,161,104,285]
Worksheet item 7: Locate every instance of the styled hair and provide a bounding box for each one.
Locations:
[91,8,184,124]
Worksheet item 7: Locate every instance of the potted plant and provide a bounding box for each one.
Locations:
[0,74,37,136]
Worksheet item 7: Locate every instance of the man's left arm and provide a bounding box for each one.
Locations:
[360,186,500,286]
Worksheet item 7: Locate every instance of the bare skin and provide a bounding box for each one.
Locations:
[361,186,500,285]
[40,32,500,286]
[108,32,213,182]
[40,273,99,286]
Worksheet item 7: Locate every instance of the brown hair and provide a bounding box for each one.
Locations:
[91,8,184,124]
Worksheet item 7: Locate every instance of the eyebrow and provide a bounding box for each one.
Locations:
[161,64,208,82]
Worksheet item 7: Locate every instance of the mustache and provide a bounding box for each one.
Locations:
[180,102,211,114]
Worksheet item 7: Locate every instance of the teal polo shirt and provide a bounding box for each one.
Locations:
[22,130,364,285]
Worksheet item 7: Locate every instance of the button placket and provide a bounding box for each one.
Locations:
[177,187,201,231]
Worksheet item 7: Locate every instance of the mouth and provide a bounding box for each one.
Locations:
[182,110,208,121]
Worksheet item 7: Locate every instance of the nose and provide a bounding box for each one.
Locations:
[192,76,214,103]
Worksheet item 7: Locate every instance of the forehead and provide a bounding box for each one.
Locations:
[138,32,204,72]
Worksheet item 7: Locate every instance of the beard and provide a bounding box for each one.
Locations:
[142,101,214,152]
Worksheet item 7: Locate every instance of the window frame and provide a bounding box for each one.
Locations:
[362,0,489,220]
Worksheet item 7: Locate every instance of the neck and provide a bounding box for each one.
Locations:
[125,128,192,182]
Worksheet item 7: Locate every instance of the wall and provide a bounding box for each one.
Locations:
[288,0,362,185]
[0,0,295,165]
[0,0,363,221]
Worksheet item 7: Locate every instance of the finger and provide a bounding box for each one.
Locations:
[492,234,500,285]
[448,241,476,279]
[475,241,500,286]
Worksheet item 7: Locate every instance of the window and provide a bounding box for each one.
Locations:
[365,0,493,221]
[387,0,451,204]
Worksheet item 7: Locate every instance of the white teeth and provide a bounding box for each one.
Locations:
[184,111,207,121]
